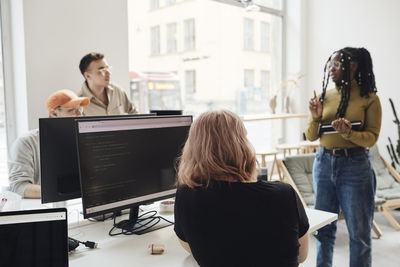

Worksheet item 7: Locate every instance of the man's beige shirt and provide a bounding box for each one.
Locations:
[79,82,137,116]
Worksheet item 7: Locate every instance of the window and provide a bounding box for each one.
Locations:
[151,26,160,55]
[128,0,284,148]
[150,0,159,10]
[184,19,195,51]
[166,23,177,54]
[244,69,255,89]
[0,27,7,186]
[185,70,196,95]
[128,1,283,116]
[243,18,254,50]
[165,0,176,6]
[255,0,283,10]
[260,22,270,52]
[260,70,270,98]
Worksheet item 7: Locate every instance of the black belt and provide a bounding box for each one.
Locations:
[322,146,366,157]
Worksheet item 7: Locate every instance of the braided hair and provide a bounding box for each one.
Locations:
[319,47,377,118]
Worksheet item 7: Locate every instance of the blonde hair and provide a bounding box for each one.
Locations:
[177,110,258,188]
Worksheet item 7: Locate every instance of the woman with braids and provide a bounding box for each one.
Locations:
[175,110,309,267]
[305,47,381,267]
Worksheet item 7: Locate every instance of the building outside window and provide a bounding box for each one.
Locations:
[244,69,255,98]
[165,0,176,6]
[151,25,160,55]
[167,23,177,54]
[260,21,270,52]
[260,70,270,98]
[184,19,195,51]
[185,70,196,95]
[150,0,159,10]
[243,18,254,50]
[128,0,283,128]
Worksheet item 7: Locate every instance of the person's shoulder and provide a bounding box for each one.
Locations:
[79,82,91,97]
[325,87,339,96]
[177,184,190,191]
[253,180,294,195]
[176,184,196,194]
[367,92,380,100]
[176,185,199,200]
[365,92,381,107]
[108,82,124,92]
[19,129,39,141]
[109,82,129,97]
[12,129,39,149]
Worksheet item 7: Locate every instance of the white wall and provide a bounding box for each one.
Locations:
[302,0,400,160]
[13,0,129,133]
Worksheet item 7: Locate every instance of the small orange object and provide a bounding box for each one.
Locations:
[149,244,165,255]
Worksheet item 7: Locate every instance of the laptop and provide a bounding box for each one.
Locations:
[0,208,68,267]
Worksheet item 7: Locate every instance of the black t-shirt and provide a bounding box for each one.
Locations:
[174,180,309,267]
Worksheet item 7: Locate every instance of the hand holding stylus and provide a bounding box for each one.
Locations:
[309,90,323,120]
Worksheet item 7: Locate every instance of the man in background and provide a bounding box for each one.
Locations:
[8,90,89,198]
[78,52,137,115]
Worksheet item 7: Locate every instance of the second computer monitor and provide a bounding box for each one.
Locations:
[39,114,154,204]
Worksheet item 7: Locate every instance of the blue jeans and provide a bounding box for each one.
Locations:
[313,148,376,267]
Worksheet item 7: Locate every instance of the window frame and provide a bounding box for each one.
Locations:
[166,22,177,54]
[183,18,195,51]
[260,70,270,98]
[149,0,160,10]
[184,70,196,95]
[150,25,161,56]
[243,18,254,51]
[260,21,270,52]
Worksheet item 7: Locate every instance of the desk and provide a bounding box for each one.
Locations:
[68,208,336,267]
[306,208,338,233]
[15,199,337,266]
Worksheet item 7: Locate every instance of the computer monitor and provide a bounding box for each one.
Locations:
[39,114,155,204]
[0,208,68,267]
[150,109,183,116]
[75,115,192,231]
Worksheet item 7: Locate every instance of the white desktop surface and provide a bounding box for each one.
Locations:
[14,199,337,266]
[69,223,198,267]
[306,208,338,233]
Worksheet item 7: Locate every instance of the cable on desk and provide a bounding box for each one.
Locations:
[108,210,174,236]
[68,236,98,251]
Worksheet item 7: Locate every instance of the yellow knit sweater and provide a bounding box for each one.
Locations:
[305,79,382,148]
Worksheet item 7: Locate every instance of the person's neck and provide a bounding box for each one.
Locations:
[87,82,108,105]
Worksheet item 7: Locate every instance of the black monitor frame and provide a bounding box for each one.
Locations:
[150,109,183,116]
[0,208,68,267]
[39,114,155,204]
[74,115,192,225]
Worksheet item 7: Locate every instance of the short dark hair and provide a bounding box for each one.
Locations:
[79,52,104,75]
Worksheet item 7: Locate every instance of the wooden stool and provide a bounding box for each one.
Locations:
[256,149,281,181]
[299,140,320,154]
[276,144,301,158]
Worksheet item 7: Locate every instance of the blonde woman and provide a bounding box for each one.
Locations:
[174,110,309,267]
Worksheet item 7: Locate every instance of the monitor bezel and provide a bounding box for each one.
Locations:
[74,115,192,219]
